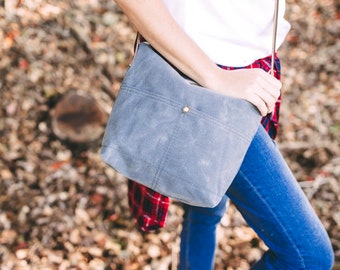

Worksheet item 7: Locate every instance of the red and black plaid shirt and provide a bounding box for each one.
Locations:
[128,54,281,232]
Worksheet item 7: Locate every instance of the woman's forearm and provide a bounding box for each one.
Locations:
[114,0,219,88]
[114,0,282,116]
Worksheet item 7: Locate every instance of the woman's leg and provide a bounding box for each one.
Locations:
[178,126,334,270]
[226,126,334,269]
[179,195,228,270]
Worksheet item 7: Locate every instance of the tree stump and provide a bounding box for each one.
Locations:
[51,90,107,143]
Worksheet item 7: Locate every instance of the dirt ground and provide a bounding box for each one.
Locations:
[0,0,339,269]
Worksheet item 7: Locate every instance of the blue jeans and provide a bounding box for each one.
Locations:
[179,126,334,269]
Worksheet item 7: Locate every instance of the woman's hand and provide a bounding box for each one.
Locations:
[205,67,282,116]
[114,0,281,116]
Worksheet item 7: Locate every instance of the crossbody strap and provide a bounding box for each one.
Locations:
[271,0,280,75]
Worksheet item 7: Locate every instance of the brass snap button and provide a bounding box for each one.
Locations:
[182,106,190,113]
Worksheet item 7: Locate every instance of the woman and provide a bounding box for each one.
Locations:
[112,0,334,269]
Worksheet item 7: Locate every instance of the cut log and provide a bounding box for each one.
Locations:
[51,90,107,143]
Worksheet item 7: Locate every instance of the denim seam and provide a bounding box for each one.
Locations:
[154,112,235,196]
[120,85,252,141]
[152,111,182,189]
[121,84,182,107]
[236,169,306,269]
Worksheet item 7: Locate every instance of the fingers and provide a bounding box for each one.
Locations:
[252,88,280,116]
[255,69,281,99]
[253,70,281,116]
[252,89,277,116]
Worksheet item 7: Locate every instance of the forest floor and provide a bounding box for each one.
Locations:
[0,0,339,269]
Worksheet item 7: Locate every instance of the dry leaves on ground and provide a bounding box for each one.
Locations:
[0,0,339,269]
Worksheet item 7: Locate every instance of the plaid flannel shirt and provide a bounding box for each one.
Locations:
[128,54,281,232]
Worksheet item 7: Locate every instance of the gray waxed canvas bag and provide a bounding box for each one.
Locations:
[100,42,261,207]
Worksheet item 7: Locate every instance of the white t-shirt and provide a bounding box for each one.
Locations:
[163,0,291,66]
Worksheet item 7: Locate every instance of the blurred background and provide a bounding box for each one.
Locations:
[0,0,339,269]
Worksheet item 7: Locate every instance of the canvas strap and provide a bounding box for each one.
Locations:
[271,0,280,75]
